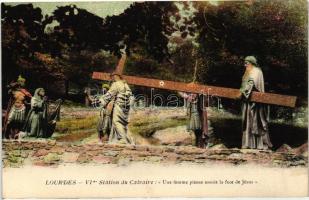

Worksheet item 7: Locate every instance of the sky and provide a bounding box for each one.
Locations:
[4,1,220,18]
[5,2,134,18]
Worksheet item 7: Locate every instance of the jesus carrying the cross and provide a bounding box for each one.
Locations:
[98,54,135,145]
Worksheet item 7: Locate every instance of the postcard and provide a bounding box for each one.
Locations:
[2,1,308,198]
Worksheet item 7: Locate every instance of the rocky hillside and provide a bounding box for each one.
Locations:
[2,140,307,168]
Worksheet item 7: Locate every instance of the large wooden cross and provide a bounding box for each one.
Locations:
[92,55,297,108]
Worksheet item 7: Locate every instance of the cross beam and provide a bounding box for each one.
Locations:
[92,72,297,108]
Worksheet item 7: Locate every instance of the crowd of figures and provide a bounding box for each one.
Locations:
[3,76,62,140]
[3,55,272,151]
[94,55,273,150]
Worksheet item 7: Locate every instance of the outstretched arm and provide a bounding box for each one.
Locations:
[178,91,189,99]
[99,82,118,108]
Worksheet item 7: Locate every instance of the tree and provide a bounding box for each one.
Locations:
[192,0,308,96]
[2,2,193,100]
[49,2,184,61]
[1,3,68,98]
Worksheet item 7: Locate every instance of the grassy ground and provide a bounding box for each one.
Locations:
[56,115,98,133]
[52,111,98,143]
[129,116,187,137]
[52,105,308,149]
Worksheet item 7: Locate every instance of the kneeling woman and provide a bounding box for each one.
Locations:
[23,88,48,137]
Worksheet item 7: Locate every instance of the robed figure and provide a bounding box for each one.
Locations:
[23,88,48,137]
[97,84,113,143]
[240,56,273,150]
[178,91,214,148]
[99,74,134,144]
[22,88,62,138]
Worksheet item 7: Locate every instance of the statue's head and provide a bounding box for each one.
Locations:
[244,56,257,67]
[35,88,45,97]
[102,83,110,90]
[111,73,122,81]
[39,88,45,97]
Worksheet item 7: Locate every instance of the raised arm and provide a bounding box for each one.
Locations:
[178,91,189,99]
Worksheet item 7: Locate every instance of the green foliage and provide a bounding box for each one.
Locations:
[2,2,190,98]
[1,1,308,102]
[193,0,308,96]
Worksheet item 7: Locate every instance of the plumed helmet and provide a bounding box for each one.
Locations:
[17,75,26,83]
